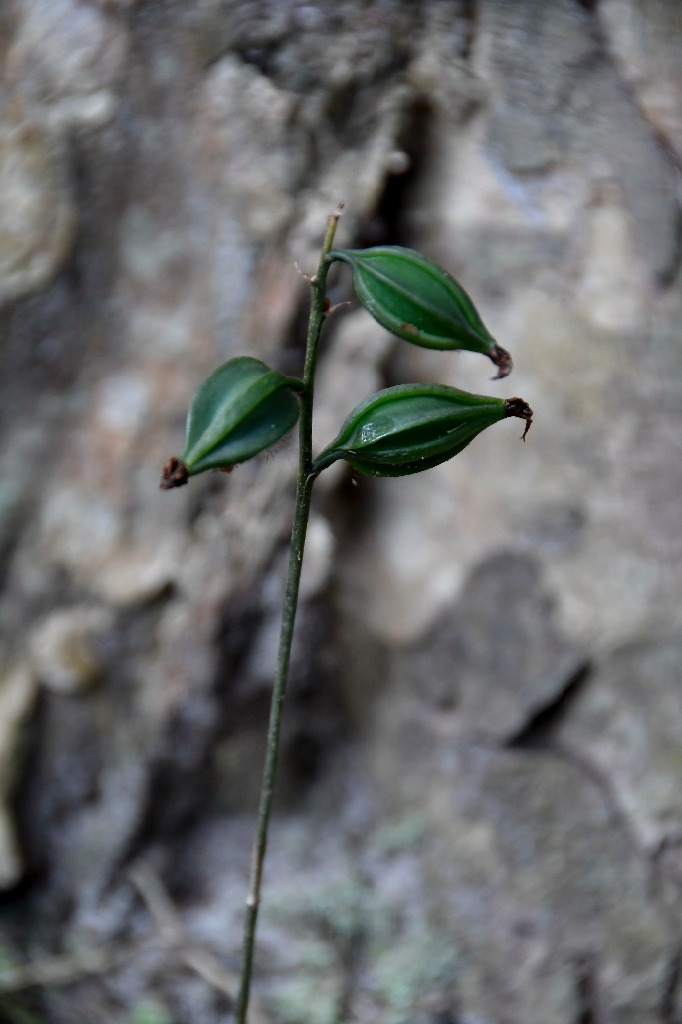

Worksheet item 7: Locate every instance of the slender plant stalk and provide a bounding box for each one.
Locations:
[234,205,344,1024]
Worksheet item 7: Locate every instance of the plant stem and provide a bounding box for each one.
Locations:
[234,205,344,1024]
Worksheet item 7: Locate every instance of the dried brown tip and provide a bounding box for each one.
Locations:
[328,201,345,227]
[489,343,513,380]
[160,457,189,490]
[503,398,533,440]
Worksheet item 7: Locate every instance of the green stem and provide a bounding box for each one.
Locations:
[234,205,343,1024]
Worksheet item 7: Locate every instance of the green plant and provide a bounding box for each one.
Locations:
[129,1000,174,1024]
[160,206,532,1022]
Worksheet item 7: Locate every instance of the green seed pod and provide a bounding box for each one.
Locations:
[160,357,303,489]
[328,246,512,378]
[312,384,532,478]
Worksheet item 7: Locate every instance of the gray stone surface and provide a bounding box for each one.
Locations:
[0,2,680,1022]
[557,637,682,854]
[390,552,585,743]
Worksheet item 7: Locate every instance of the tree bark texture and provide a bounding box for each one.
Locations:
[1,2,682,1022]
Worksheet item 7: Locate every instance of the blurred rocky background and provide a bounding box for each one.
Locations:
[1,1,681,1022]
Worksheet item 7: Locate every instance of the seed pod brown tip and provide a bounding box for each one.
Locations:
[503,398,533,440]
[160,457,189,489]
[490,344,513,379]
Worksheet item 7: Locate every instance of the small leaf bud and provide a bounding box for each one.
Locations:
[328,246,511,377]
[160,357,302,489]
[312,383,532,478]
